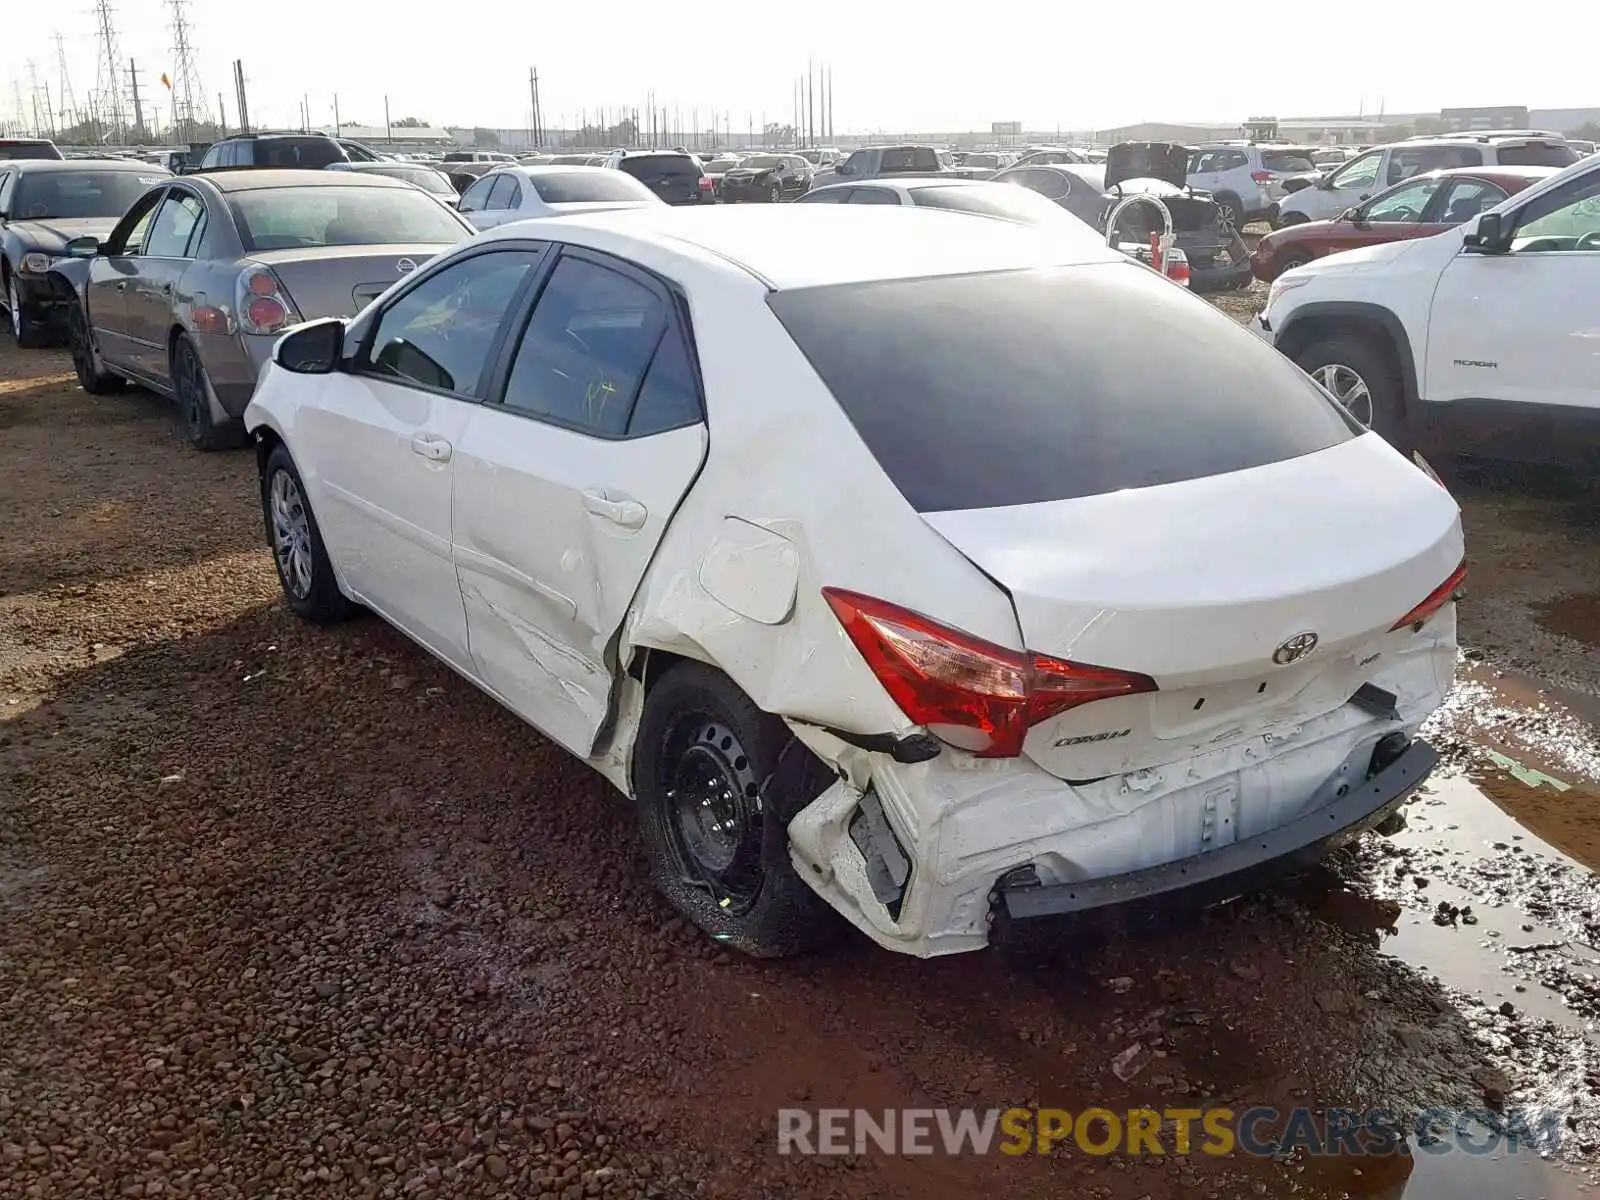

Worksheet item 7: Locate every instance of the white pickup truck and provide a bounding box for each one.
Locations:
[1256,153,1600,478]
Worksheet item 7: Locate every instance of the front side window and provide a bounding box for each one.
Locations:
[1435,179,1508,224]
[364,250,543,396]
[229,185,468,250]
[1510,173,1600,252]
[458,175,496,212]
[768,263,1355,513]
[143,192,206,256]
[1361,178,1441,223]
[105,188,168,255]
[501,255,668,436]
[1329,151,1382,191]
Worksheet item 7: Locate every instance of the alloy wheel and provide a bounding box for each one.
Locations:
[268,469,315,601]
[662,716,764,912]
[1312,363,1374,428]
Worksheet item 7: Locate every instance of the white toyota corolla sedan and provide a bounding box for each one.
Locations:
[244,204,1464,959]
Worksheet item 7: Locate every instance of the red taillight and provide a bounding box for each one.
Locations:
[236,266,300,336]
[699,177,713,191]
[1251,170,1274,184]
[1166,250,1191,288]
[1391,561,1467,631]
[822,588,1156,758]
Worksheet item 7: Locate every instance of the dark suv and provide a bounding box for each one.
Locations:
[197,131,384,172]
[604,150,715,205]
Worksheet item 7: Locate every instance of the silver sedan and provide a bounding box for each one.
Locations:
[456,165,662,231]
[50,169,473,448]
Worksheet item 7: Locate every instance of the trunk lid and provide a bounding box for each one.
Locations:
[246,243,454,318]
[920,435,1462,780]
[1104,142,1191,191]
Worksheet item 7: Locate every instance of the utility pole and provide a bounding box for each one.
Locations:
[167,0,207,144]
[217,91,227,136]
[54,35,78,133]
[807,59,815,150]
[301,94,308,133]
[384,94,391,144]
[332,94,340,137]
[127,60,145,143]
[231,59,248,134]
[93,0,125,143]
[528,67,542,148]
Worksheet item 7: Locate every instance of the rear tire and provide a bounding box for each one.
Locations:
[1296,335,1409,449]
[261,443,352,624]
[172,334,246,451]
[633,661,842,958]
[1272,247,1315,277]
[67,299,126,395]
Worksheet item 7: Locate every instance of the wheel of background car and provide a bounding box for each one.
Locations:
[769,181,782,203]
[6,271,49,348]
[171,334,245,451]
[1274,247,1315,276]
[1214,195,1243,230]
[1575,230,1600,251]
[261,443,352,624]
[1295,335,1408,448]
[67,300,125,395]
[631,660,842,957]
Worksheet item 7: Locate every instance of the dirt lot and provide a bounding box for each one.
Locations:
[3,317,1599,1200]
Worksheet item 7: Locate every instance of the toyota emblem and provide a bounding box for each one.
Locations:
[1272,632,1319,665]
[396,258,417,275]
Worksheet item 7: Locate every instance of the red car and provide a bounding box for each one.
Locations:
[1249,165,1558,282]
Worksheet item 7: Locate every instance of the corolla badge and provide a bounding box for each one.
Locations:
[1272,632,1319,665]
[396,258,418,275]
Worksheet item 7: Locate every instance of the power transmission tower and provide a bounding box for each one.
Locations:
[55,34,79,132]
[92,0,125,143]
[127,60,146,143]
[27,60,46,138]
[167,0,208,142]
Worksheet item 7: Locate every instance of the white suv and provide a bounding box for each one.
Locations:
[1274,135,1580,226]
[1187,143,1320,229]
[1256,154,1600,476]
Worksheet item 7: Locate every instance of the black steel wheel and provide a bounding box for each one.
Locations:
[172,334,245,450]
[67,300,125,395]
[633,661,842,957]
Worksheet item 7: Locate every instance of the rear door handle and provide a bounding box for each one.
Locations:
[581,488,647,530]
[160,282,173,296]
[409,434,452,462]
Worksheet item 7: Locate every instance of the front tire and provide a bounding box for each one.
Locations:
[67,299,126,395]
[6,272,50,348]
[261,444,352,624]
[633,662,841,958]
[1296,335,1409,448]
[172,334,245,450]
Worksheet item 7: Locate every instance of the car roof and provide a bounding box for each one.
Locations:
[483,203,1122,289]
[4,158,166,174]
[197,168,414,193]
[1419,164,1562,183]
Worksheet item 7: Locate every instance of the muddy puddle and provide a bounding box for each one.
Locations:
[1535,591,1600,650]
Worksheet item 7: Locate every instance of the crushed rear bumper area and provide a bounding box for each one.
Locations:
[994,736,1437,923]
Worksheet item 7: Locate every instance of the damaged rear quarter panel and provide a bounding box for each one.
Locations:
[610,266,1022,747]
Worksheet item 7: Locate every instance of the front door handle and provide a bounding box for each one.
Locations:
[115,281,127,291]
[581,488,647,530]
[161,282,174,296]
[409,434,452,462]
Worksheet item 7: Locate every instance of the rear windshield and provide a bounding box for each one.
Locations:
[228,185,467,251]
[1495,142,1580,168]
[881,147,939,172]
[768,264,1356,512]
[531,170,656,203]
[909,184,1072,225]
[371,166,455,194]
[1,141,63,161]
[12,169,164,219]
[253,138,346,168]
[618,154,702,181]
[1261,150,1316,172]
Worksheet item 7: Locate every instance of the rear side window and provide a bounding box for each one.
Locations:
[1495,142,1580,168]
[619,155,701,182]
[0,140,63,161]
[767,264,1356,512]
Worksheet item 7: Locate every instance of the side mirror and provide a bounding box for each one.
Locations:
[1463,211,1506,254]
[273,318,345,374]
[64,235,101,258]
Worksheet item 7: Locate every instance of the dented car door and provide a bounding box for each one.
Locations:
[451,246,707,758]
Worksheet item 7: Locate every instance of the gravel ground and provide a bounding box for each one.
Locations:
[2,326,1598,1200]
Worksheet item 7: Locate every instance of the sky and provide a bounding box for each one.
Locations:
[3,0,1596,138]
